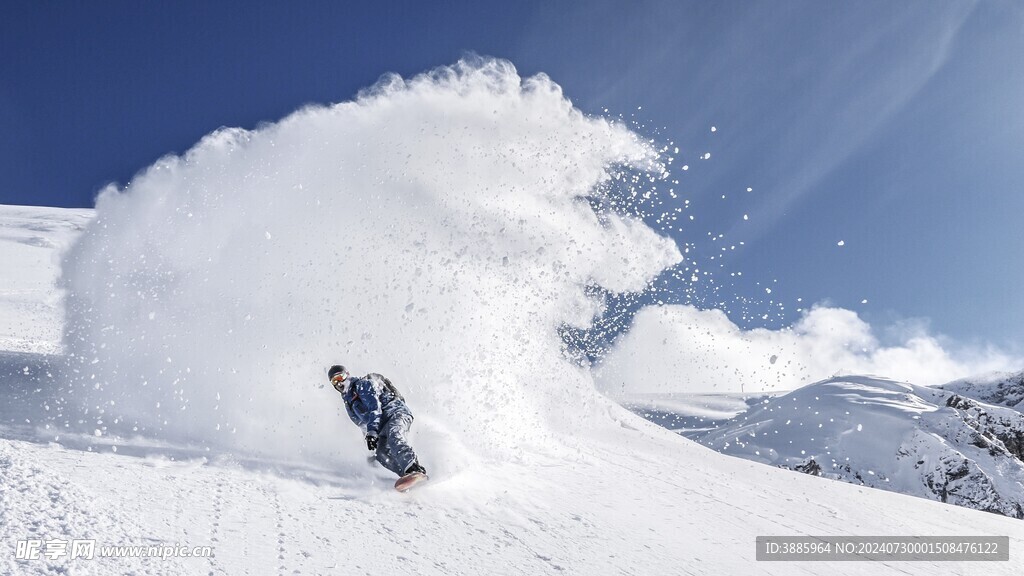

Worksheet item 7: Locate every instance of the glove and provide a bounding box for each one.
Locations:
[365,435,378,451]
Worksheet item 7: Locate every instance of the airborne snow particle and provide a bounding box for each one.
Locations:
[58,58,685,463]
[710,126,717,132]
[837,240,845,246]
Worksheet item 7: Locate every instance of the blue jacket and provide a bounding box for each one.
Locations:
[339,373,409,437]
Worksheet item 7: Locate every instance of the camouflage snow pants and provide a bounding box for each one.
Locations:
[374,407,418,476]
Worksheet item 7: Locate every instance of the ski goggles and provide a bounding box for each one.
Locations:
[331,372,349,388]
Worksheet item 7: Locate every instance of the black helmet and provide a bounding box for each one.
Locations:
[327,364,349,382]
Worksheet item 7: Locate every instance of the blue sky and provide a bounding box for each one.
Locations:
[2,0,1023,349]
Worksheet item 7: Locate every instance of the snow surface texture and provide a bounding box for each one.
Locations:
[596,304,1021,395]
[0,206,92,354]
[636,376,1024,519]
[2,59,1023,574]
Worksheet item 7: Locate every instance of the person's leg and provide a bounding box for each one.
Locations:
[374,434,397,474]
[379,411,418,476]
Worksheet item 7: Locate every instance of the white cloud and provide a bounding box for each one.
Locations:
[596,304,1021,395]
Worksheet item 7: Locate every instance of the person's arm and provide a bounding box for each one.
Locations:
[338,378,361,427]
[356,378,383,438]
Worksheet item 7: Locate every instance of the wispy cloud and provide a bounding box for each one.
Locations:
[526,1,979,238]
[716,1,979,238]
[596,302,1021,395]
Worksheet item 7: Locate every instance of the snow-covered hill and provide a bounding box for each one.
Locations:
[0,205,92,355]
[660,376,1024,519]
[4,59,1024,574]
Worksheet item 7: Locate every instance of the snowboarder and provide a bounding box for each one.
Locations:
[327,365,428,491]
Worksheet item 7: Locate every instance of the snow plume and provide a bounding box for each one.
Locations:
[597,304,1021,395]
[58,58,681,468]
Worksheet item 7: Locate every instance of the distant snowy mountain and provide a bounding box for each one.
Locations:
[630,376,1024,519]
[939,371,1024,413]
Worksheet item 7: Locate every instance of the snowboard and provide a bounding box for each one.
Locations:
[394,471,429,492]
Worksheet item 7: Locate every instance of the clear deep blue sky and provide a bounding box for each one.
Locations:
[2,1,1023,349]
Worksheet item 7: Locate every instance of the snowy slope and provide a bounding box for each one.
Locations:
[0,205,92,354]
[3,366,1023,576]
[682,376,1024,519]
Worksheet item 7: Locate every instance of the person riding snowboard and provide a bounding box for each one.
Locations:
[328,365,427,489]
